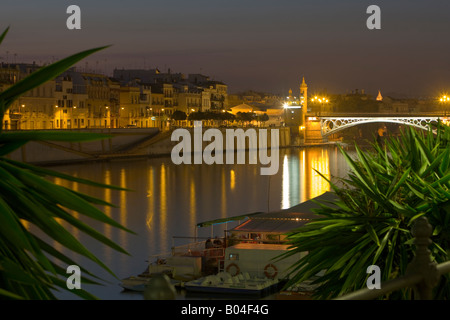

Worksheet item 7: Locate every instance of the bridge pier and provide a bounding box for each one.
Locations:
[305,117,328,144]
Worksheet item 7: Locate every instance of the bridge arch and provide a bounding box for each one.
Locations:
[320,117,439,137]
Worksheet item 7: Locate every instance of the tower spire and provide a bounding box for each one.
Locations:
[376,90,383,101]
[301,76,307,87]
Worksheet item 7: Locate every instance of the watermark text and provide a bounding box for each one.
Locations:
[171,121,279,175]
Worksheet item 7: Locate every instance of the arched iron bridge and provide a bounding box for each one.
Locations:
[319,116,441,137]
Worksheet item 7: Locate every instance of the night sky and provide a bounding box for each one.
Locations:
[1,0,450,97]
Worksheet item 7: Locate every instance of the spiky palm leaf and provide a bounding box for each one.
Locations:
[0,27,133,300]
[282,122,450,299]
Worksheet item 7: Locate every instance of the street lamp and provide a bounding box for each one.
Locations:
[439,95,450,102]
[20,104,26,129]
[439,94,450,116]
[55,105,62,128]
[310,96,329,116]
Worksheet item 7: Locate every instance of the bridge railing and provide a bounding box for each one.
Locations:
[308,112,450,117]
[335,217,450,300]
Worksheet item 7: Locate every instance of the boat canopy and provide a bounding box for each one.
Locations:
[196,212,263,228]
[230,218,309,234]
[196,191,338,229]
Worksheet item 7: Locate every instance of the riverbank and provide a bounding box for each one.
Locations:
[5,127,346,166]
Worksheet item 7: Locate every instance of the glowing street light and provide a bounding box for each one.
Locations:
[439,94,450,117]
[311,96,329,103]
[440,95,450,102]
[310,96,329,116]
[55,105,63,128]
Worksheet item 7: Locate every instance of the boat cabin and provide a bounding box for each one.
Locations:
[199,192,338,280]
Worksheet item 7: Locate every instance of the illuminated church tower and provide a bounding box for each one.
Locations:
[284,77,307,127]
[300,77,308,109]
[299,77,307,127]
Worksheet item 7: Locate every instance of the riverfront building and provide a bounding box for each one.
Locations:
[3,61,440,134]
[0,63,232,130]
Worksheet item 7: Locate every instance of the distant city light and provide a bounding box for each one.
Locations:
[283,104,302,109]
[440,95,450,102]
[311,96,329,103]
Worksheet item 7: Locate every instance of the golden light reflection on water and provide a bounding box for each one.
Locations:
[100,167,112,266]
[46,148,335,247]
[104,169,112,240]
[190,178,196,231]
[300,149,307,203]
[39,147,346,299]
[146,167,154,229]
[282,155,290,209]
[159,163,168,253]
[147,166,155,252]
[118,167,128,250]
[230,169,236,191]
[310,148,331,199]
[221,167,227,219]
[281,147,331,209]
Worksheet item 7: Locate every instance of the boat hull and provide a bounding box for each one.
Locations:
[184,276,283,297]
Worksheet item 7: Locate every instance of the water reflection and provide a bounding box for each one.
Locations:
[280,147,332,209]
[282,155,290,209]
[159,164,168,253]
[310,148,331,199]
[44,146,349,299]
[230,169,236,191]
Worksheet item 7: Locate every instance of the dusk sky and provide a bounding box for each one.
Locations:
[1,0,450,97]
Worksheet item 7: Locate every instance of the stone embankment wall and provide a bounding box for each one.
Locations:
[6,127,293,166]
[7,128,160,165]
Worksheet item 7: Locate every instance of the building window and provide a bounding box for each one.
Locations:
[228,253,239,261]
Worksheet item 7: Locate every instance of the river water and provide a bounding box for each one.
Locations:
[42,145,352,300]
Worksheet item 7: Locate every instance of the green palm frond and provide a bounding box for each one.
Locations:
[282,122,450,299]
[0,27,132,300]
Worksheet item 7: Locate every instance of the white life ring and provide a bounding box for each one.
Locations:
[264,263,278,279]
[226,263,240,276]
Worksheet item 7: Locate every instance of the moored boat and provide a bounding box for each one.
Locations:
[184,271,282,297]
[121,192,337,296]
[120,237,226,291]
